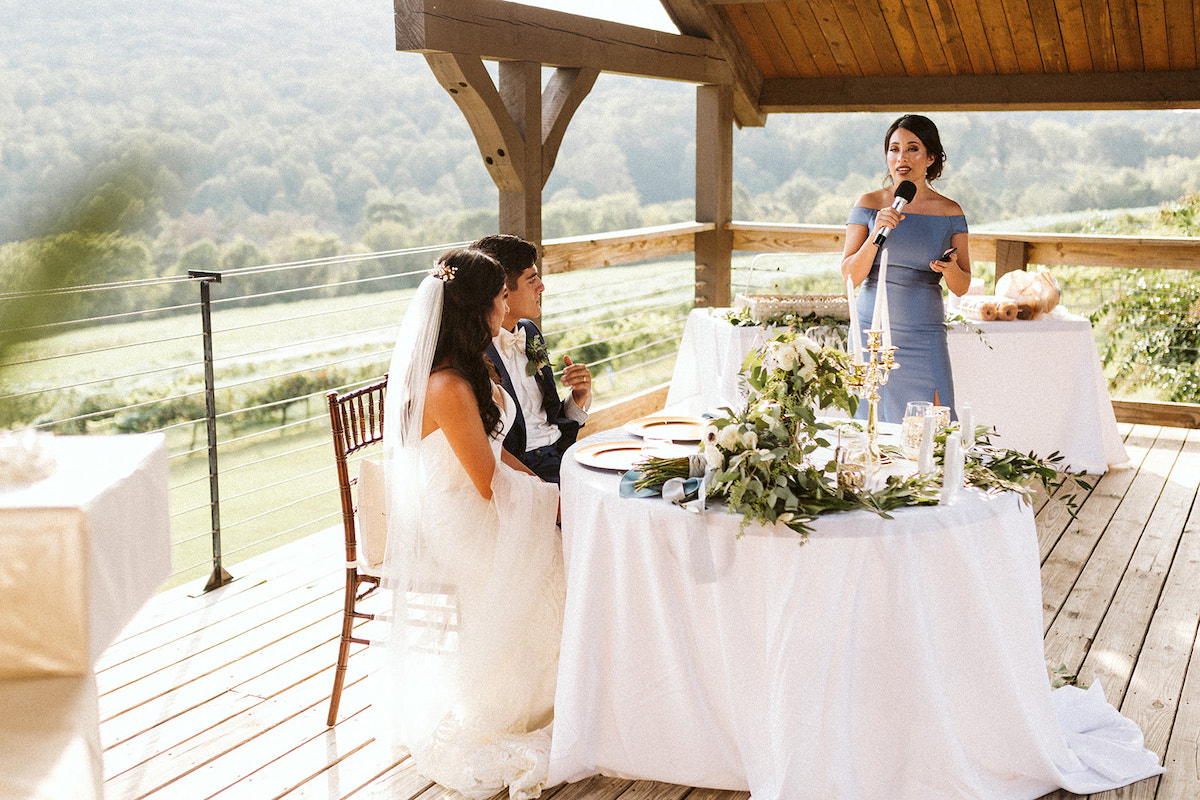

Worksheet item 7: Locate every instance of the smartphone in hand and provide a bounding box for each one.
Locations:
[937,247,958,262]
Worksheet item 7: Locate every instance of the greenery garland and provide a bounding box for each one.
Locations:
[635,329,1094,539]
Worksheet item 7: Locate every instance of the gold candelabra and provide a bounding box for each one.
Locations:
[845,329,898,465]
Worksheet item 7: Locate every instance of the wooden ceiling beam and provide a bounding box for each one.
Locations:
[396,0,730,86]
[758,70,1200,111]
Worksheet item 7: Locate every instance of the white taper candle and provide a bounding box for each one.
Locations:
[846,274,862,363]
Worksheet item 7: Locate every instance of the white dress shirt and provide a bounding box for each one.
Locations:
[492,329,588,450]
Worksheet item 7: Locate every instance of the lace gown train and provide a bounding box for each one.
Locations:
[377,388,565,800]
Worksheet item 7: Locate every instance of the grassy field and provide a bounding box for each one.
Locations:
[4,257,701,588]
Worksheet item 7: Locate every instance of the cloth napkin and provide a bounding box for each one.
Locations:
[620,453,710,512]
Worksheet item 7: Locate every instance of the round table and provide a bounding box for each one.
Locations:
[548,430,1162,799]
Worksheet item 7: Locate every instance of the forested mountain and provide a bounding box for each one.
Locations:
[3,0,1200,288]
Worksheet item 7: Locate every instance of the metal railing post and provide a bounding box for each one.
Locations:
[190,269,234,592]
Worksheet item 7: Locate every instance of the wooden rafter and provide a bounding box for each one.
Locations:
[758,69,1200,112]
[660,0,767,126]
[396,0,730,85]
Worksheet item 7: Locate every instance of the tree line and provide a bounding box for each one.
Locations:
[3,0,1200,325]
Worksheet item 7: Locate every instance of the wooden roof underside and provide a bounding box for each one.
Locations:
[394,0,1200,126]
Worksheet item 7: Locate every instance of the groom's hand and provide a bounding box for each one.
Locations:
[562,355,593,410]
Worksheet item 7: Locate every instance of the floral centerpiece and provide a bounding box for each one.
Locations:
[636,329,1092,539]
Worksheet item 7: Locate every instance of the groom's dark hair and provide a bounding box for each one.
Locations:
[471,234,539,290]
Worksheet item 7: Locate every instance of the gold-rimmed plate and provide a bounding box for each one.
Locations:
[623,415,706,443]
[573,440,651,472]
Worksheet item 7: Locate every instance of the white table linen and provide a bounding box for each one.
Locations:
[0,434,171,677]
[665,309,1128,474]
[0,677,103,800]
[549,432,1162,799]
[0,434,170,800]
[945,316,1127,474]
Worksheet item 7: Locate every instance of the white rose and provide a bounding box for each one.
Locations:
[717,425,740,450]
[797,347,817,381]
[793,334,818,351]
[704,443,725,471]
[741,429,758,450]
[775,343,798,371]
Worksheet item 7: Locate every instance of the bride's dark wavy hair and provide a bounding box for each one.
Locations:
[432,248,506,436]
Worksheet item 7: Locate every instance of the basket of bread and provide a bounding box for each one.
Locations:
[957,269,1061,322]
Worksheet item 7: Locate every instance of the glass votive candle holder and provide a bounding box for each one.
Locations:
[901,401,933,459]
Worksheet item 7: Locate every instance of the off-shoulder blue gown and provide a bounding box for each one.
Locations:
[848,206,968,423]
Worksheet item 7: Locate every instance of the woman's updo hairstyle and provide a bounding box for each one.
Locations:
[884,114,947,183]
[431,248,506,436]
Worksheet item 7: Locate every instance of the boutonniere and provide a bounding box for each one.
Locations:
[525,333,550,377]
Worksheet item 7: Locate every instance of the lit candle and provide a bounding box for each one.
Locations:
[845,274,862,363]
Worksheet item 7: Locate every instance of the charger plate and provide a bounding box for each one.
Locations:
[574,440,648,472]
[623,415,705,443]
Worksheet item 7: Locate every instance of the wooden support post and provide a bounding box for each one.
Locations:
[498,61,542,244]
[995,238,1029,287]
[695,84,733,308]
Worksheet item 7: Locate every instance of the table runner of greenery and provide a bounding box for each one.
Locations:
[635,329,1092,538]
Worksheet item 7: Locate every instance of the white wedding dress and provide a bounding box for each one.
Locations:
[376,385,565,800]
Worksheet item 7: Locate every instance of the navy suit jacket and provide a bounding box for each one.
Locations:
[486,319,581,461]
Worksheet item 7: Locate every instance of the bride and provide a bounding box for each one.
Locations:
[375,249,565,799]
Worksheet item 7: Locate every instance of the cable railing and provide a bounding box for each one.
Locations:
[5,227,1197,591]
[0,240,695,590]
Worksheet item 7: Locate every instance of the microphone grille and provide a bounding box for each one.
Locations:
[895,180,917,203]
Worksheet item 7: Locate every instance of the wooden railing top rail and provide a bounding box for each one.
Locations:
[728,221,1200,271]
[542,221,1199,273]
[542,221,715,275]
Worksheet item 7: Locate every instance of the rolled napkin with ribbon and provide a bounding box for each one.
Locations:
[621,453,709,511]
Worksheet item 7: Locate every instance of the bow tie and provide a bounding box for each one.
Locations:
[497,326,527,359]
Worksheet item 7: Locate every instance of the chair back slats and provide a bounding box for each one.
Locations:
[333,380,386,458]
[325,375,388,727]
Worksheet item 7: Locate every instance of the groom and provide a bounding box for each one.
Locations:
[474,234,592,483]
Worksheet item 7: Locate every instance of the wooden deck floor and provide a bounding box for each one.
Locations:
[97,422,1200,800]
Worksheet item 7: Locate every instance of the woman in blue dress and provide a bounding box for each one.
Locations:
[841,114,973,423]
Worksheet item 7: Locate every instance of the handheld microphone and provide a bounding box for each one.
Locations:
[872,180,917,246]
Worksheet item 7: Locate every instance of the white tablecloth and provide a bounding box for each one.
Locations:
[549,432,1163,799]
[0,434,170,800]
[665,309,1128,474]
[0,434,171,677]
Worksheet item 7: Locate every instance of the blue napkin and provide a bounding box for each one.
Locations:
[620,469,703,501]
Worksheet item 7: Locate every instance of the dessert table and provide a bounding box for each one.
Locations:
[548,430,1163,799]
[0,433,171,800]
[665,308,1128,474]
